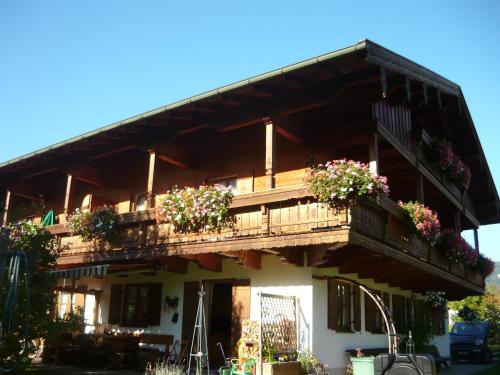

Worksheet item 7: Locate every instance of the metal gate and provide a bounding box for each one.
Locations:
[260,293,297,355]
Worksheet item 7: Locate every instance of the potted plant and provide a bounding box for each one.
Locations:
[349,347,374,375]
[398,201,441,244]
[261,346,301,375]
[297,350,327,375]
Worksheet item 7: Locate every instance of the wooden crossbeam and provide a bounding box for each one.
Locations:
[182,253,222,272]
[279,249,304,267]
[236,250,262,270]
[155,143,191,169]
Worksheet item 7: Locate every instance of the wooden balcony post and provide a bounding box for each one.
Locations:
[473,227,479,251]
[368,133,379,174]
[147,150,157,208]
[64,174,73,219]
[454,211,461,232]
[416,175,425,203]
[265,119,276,189]
[1,190,11,226]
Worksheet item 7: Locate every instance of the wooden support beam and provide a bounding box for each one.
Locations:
[416,174,424,203]
[307,247,329,267]
[368,132,379,174]
[2,190,11,226]
[454,211,461,232]
[155,143,190,169]
[164,256,189,274]
[69,165,109,188]
[473,227,479,251]
[182,253,222,272]
[90,145,136,161]
[64,174,73,216]
[237,250,261,270]
[147,151,156,209]
[275,125,303,145]
[26,167,59,179]
[279,249,304,267]
[265,119,276,189]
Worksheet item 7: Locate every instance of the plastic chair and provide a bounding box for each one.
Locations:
[230,357,256,375]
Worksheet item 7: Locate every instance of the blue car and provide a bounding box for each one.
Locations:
[450,322,500,363]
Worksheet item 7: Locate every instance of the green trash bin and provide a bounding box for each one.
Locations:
[351,356,375,375]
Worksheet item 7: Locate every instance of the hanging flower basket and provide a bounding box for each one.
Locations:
[306,159,389,210]
[157,184,235,234]
[68,206,118,243]
[398,201,441,244]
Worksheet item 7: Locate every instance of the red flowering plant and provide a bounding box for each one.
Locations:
[436,229,479,265]
[158,184,235,234]
[475,254,495,277]
[68,206,118,243]
[306,159,389,210]
[434,138,471,190]
[398,201,441,243]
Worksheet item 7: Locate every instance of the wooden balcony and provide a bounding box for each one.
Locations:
[52,185,484,297]
[372,102,479,227]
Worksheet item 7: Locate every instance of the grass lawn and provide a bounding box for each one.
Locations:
[471,364,500,375]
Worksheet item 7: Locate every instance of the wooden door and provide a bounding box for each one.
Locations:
[231,279,250,356]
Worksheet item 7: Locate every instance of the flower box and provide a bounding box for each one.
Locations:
[260,361,301,375]
[351,356,375,375]
[430,247,449,270]
[450,261,465,278]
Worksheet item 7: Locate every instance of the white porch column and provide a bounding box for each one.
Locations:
[368,133,379,174]
[147,150,157,208]
[1,190,11,226]
[265,119,276,189]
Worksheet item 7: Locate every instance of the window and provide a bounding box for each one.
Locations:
[328,279,360,332]
[133,193,147,212]
[212,176,238,195]
[55,290,97,334]
[108,283,162,327]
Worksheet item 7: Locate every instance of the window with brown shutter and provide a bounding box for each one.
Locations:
[353,286,361,332]
[365,290,383,333]
[392,294,406,333]
[120,283,162,327]
[327,279,352,332]
[431,305,446,336]
[108,284,123,324]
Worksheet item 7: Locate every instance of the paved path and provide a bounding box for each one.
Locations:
[441,362,497,375]
[32,363,142,375]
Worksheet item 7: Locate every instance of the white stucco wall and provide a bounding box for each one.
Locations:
[69,255,449,373]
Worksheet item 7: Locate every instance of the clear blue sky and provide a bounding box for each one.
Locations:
[1,1,499,260]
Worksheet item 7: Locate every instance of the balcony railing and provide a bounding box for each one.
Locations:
[50,184,484,288]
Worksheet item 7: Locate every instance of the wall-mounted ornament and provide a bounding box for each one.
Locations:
[164,295,179,312]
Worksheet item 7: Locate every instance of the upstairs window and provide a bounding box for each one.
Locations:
[212,176,238,195]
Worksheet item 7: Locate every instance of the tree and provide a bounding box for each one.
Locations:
[0,221,59,372]
[449,284,500,323]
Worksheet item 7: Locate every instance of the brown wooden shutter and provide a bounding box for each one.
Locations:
[364,291,375,333]
[392,295,406,333]
[327,279,339,330]
[231,280,250,356]
[147,283,162,326]
[108,284,123,324]
[182,281,201,342]
[353,286,361,332]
